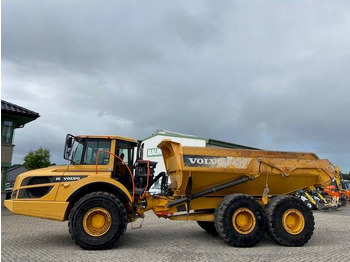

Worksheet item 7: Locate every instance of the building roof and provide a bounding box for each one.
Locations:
[7,165,28,182]
[206,138,259,150]
[143,129,260,150]
[147,129,198,139]
[1,100,40,118]
[1,100,40,128]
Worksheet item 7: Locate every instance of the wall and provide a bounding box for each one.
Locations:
[142,135,206,176]
[1,144,14,164]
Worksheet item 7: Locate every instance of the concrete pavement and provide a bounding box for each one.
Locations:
[2,203,350,262]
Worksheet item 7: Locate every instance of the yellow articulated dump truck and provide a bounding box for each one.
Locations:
[5,134,338,249]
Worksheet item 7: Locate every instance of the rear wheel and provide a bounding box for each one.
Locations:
[214,194,266,247]
[197,221,217,235]
[265,195,314,246]
[68,191,127,250]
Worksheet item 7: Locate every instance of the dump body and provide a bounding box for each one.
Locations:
[158,140,336,199]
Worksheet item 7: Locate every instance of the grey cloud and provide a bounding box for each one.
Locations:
[2,0,350,171]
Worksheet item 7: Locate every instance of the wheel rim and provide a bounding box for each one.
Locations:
[232,208,256,234]
[83,207,112,237]
[282,209,305,235]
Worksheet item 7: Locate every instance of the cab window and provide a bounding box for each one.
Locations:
[83,140,111,165]
[116,141,134,167]
[72,141,84,164]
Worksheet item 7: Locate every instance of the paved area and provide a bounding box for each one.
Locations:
[2,203,350,262]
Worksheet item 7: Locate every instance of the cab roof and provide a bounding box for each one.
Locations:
[76,135,137,143]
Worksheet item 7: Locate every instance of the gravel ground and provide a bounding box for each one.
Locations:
[2,202,350,262]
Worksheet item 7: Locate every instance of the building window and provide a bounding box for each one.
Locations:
[1,121,14,144]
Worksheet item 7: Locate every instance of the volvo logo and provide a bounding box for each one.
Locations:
[188,157,221,165]
[183,155,252,169]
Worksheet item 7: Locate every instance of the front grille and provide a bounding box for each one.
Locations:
[18,186,53,199]
[21,176,52,186]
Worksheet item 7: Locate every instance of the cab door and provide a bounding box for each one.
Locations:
[114,141,135,188]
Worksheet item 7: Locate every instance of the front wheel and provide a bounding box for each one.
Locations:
[68,191,127,250]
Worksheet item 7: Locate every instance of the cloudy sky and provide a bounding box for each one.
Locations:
[2,1,350,172]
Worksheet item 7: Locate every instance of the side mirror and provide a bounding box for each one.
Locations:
[140,143,144,159]
[136,140,144,160]
[64,134,76,161]
[67,136,73,148]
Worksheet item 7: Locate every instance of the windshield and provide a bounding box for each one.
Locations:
[71,141,84,164]
[84,140,111,165]
[69,139,111,165]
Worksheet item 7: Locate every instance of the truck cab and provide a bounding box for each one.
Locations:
[5,134,157,221]
[65,134,137,190]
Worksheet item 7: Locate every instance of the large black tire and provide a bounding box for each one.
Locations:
[197,221,217,235]
[68,191,127,250]
[265,195,314,246]
[214,194,266,247]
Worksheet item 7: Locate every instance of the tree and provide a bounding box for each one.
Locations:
[23,147,51,170]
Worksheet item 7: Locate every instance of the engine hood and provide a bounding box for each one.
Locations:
[14,165,68,189]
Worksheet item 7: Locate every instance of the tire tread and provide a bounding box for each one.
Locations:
[214,194,265,247]
[68,191,127,250]
[265,195,314,246]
